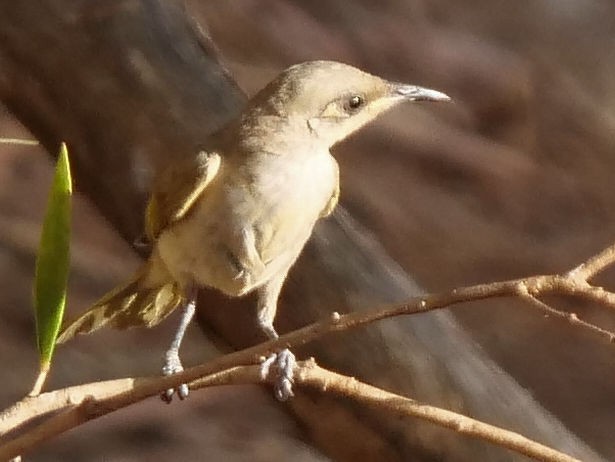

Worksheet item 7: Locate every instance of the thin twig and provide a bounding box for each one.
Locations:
[294,362,579,462]
[3,244,615,459]
[28,367,50,398]
[0,362,580,462]
[517,284,615,342]
[567,243,615,281]
[4,272,615,433]
[0,138,39,146]
[0,379,136,435]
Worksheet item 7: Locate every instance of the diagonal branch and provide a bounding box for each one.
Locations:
[3,243,615,460]
[567,243,615,281]
[2,275,615,439]
[293,362,580,462]
[517,288,615,340]
[0,362,580,462]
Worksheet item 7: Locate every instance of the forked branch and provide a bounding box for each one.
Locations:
[3,243,615,461]
[0,362,580,462]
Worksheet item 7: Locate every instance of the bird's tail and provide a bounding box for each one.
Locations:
[57,254,184,344]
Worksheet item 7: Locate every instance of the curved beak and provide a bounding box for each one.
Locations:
[393,84,451,102]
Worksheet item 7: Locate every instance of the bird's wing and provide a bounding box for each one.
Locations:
[145,150,221,240]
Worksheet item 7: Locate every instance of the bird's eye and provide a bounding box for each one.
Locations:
[344,95,365,112]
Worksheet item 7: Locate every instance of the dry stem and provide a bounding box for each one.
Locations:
[2,243,615,460]
[0,362,580,462]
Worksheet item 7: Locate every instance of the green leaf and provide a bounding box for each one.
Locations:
[33,142,72,371]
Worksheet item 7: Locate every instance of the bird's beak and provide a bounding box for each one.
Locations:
[393,84,451,102]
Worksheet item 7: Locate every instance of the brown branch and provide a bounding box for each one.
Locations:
[516,284,615,341]
[294,362,579,462]
[4,261,615,433]
[3,244,615,459]
[0,378,137,435]
[2,276,615,439]
[0,362,580,462]
[567,243,615,281]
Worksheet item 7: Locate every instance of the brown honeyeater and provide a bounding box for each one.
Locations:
[57,61,450,400]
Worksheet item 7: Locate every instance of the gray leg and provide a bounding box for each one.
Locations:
[161,288,197,403]
[257,273,296,401]
[256,274,284,339]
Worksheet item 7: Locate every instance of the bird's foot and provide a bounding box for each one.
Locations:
[260,348,296,401]
[161,349,189,403]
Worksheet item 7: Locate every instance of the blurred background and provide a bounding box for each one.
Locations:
[1,0,615,460]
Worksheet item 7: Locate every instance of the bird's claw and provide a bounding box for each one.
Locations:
[260,348,296,401]
[161,350,189,403]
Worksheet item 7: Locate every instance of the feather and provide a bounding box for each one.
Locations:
[57,264,184,343]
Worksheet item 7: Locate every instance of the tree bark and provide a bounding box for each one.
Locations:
[0,1,603,460]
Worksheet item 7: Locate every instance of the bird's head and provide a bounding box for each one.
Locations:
[247,60,450,148]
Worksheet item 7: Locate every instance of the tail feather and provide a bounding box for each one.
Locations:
[57,263,185,344]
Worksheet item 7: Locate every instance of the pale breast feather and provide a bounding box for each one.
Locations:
[249,149,338,263]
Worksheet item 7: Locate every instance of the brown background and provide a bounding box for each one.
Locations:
[1,1,614,460]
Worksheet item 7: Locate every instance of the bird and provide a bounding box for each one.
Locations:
[57,60,450,401]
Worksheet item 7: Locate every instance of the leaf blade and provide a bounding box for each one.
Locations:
[34,142,72,371]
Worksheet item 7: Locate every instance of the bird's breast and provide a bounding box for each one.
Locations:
[157,149,338,296]
[234,150,338,259]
